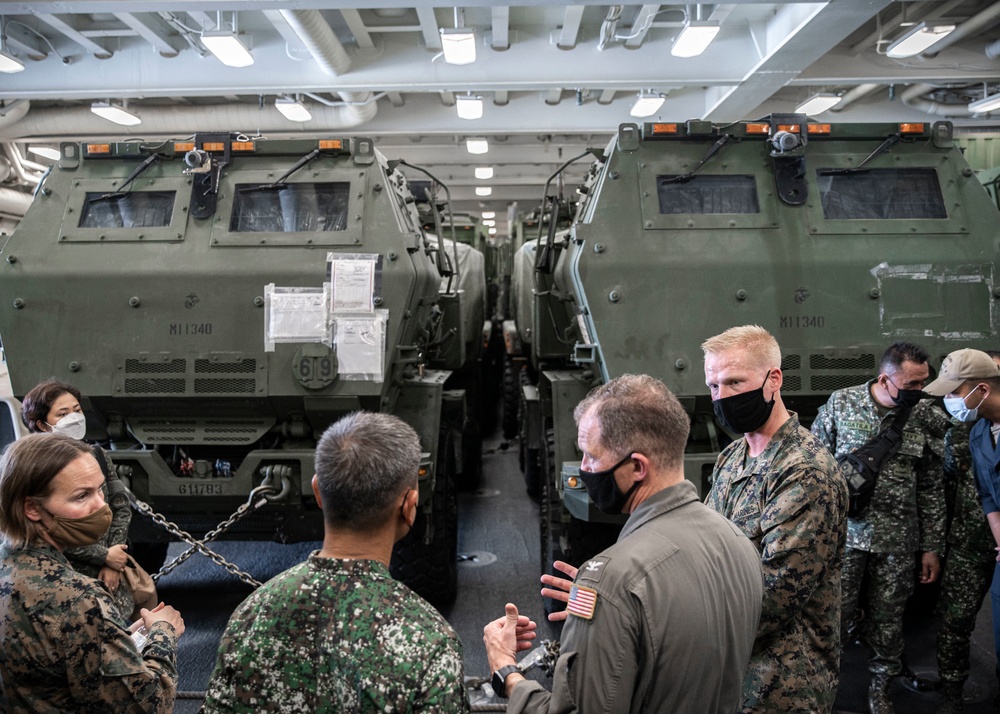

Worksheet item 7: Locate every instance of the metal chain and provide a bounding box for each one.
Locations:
[128,483,277,588]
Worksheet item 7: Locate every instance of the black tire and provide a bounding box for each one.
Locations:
[540,468,567,621]
[459,420,483,492]
[519,393,541,499]
[391,430,458,610]
[502,354,520,441]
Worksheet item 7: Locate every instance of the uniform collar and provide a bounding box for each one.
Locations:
[620,479,700,540]
[729,412,800,481]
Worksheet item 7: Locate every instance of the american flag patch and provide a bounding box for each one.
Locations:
[567,584,598,620]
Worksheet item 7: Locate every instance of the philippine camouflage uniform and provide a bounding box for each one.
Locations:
[706,413,848,714]
[0,542,179,712]
[202,553,469,713]
[935,423,996,686]
[64,445,135,622]
[811,381,950,679]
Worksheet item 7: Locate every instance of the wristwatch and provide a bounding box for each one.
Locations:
[491,664,521,697]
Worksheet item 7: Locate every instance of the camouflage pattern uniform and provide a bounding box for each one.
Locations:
[811,381,950,681]
[936,423,996,688]
[202,552,469,713]
[706,413,848,713]
[0,542,179,712]
[64,446,134,622]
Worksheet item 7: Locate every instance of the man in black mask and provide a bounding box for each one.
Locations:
[483,374,764,713]
[812,341,951,714]
[703,325,848,714]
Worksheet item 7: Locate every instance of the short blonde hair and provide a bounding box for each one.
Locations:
[701,325,781,371]
[0,434,91,548]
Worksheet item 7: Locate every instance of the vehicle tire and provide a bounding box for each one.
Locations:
[391,430,458,610]
[540,431,566,620]
[520,393,541,499]
[502,354,519,441]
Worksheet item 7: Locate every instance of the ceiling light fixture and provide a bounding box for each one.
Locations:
[441,28,476,65]
[630,91,665,118]
[90,101,141,127]
[482,219,496,227]
[475,186,492,196]
[201,31,253,67]
[969,91,1000,114]
[456,94,483,120]
[885,22,956,59]
[466,138,489,155]
[795,93,842,115]
[0,18,24,73]
[671,20,720,58]
[28,146,60,161]
[488,227,498,235]
[275,96,312,122]
[475,166,494,179]
[481,211,496,219]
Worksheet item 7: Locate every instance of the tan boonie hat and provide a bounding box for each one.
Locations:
[923,348,1000,396]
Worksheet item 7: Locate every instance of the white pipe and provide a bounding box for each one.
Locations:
[278,9,351,77]
[0,102,379,141]
[830,83,882,112]
[1,143,41,185]
[923,2,1000,57]
[0,186,33,217]
[900,83,974,117]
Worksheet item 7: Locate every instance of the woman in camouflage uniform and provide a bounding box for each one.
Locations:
[21,379,135,622]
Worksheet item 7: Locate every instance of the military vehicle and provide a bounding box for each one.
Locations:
[510,116,1000,587]
[0,134,485,607]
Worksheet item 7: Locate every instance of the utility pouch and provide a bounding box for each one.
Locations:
[837,405,913,518]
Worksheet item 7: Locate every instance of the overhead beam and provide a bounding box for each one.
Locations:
[340,9,374,50]
[386,91,405,107]
[416,7,441,51]
[491,6,509,51]
[557,6,585,49]
[115,12,178,56]
[624,5,660,49]
[37,14,112,57]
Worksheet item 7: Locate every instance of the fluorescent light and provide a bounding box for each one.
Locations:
[91,102,141,127]
[481,211,496,219]
[488,227,497,235]
[275,97,312,122]
[440,28,476,65]
[630,92,665,118]
[456,95,483,120]
[886,22,956,59]
[0,50,24,73]
[671,21,720,58]
[969,92,1000,114]
[475,186,492,196]
[201,31,254,68]
[795,93,842,116]
[482,219,496,227]
[466,138,489,155]
[28,146,60,161]
[475,166,494,180]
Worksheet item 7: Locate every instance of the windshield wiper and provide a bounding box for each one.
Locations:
[819,134,906,176]
[660,134,735,184]
[239,149,320,192]
[88,154,160,203]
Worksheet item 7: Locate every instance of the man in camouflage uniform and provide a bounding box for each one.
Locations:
[702,325,848,714]
[202,412,469,713]
[812,341,951,714]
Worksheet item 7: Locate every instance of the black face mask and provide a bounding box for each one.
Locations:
[579,453,640,515]
[886,377,923,409]
[713,371,775,434]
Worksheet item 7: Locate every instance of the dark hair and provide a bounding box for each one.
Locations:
[21,380,82,433]
[0,434,91,547]
[880,342,929,375]
[986,350,1000,360]
[572,374,690,472]
[314,412,421,530]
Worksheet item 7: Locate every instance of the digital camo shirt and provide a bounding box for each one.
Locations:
[202,553,469,713]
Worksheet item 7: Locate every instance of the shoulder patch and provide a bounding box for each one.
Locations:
[576,556,609,583]
[567,584,598,620]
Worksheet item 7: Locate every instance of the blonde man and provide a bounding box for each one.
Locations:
[703,325,848,714]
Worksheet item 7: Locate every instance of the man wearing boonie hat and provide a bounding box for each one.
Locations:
[924,348,1000,713]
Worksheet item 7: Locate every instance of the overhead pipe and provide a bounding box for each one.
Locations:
[922,1,1000,57]
[2,143,42,185]
[278,9,351,77]
[0,186,33,217]
[0,102,379,142]
[829,84,882,112]
[900,83,974,117]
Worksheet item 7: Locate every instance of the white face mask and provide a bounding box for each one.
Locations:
[47,411,87,441]
[943,386,987,423]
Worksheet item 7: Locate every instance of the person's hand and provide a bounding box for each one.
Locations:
[105,544,129,571]
[919,551,941,584]
[141,603,185,638]
[131,603,165,632]
[483,603,536,673]
[99,566,121,591]
[540,560,578,622]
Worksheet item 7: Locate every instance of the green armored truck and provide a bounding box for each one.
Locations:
[0,134,484,606]
[510,116,1000,586]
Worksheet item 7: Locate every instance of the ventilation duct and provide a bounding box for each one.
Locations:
[921,2,1000,57]
[278,9,351,77]
[900,83,974,117]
